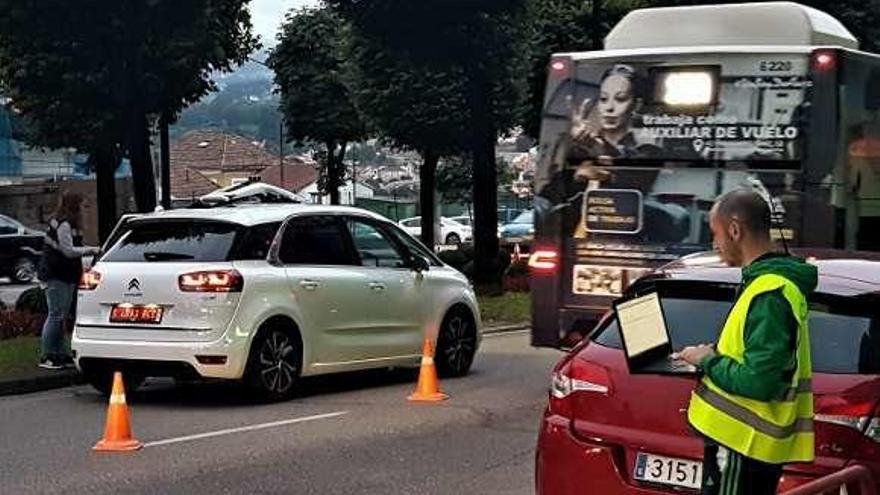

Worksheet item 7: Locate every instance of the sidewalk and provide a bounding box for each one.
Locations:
[0,322,530,397]
[0,367,82,397]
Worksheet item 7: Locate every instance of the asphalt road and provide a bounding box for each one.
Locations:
[0,330,561,495]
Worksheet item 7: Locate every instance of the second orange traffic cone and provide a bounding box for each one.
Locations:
[93,371,143,452]
[408,338,448,402]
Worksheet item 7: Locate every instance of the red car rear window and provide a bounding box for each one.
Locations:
[593,289,880,374]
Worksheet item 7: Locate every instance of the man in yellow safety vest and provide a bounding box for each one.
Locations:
[679,189,817,495]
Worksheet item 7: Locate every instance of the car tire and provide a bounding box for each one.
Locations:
[84,369,145,396]
[445,233,462,245]
[435,308,477,378]
[11,257,37,284]
[244,324,302,401]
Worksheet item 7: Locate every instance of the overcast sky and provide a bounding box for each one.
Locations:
[250,0,318,46]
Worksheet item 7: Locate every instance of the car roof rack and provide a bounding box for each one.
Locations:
[189,181,307,208]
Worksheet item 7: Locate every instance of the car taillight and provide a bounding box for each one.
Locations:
[815,397,880,444]
[549,357,612,418]
[79,270,102,290]
[529,250,559,273]
[178,270,243,293]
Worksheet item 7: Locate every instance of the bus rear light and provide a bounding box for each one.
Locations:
[551,60,568,72]
[529,250,559,272]
[812,50,837,73]
[179,270,243,293]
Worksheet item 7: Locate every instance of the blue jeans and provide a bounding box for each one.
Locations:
[40,280,77,360]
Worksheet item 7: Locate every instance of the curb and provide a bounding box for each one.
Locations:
[0,370,83,397]
[481,323,530,335]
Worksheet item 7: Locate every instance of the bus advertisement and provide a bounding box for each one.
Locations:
[530,2,880,347]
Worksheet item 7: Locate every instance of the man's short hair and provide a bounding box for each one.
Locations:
[712,189,771,238]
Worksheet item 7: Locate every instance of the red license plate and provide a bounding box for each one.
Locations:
[110,304,163,324]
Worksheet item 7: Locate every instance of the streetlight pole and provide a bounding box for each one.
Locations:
[352,158,357,206]
[279,120,284,188]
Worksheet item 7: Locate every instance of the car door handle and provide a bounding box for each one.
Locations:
[299,279,320,291]
[368,282,386,292]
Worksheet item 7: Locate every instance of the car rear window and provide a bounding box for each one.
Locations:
[233,222,281,260]
[593,288,880,375]
[102,220,240,262]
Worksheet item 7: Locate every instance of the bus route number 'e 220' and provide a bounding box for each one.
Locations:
[759,60,793,72]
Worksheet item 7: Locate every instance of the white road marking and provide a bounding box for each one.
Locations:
[143,411,348,448]
[482,329,530,338]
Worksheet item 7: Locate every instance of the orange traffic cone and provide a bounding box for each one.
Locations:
[93,372,143,452]
[408,338,448,402]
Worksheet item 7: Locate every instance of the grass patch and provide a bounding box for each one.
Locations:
[0,336,41,378]
[478,292,531,326]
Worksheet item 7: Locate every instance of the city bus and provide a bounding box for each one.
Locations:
[530,2,880,347]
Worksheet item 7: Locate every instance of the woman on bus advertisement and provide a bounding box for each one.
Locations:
[538,60,807,241]
[568,64,662,162]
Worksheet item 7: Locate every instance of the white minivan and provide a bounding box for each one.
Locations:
[73,204,481,399]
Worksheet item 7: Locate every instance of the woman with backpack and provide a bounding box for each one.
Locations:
[38,192,100,369]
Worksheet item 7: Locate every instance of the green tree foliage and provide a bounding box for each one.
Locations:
[0,0,258,237]
[339,10,471,247]
[330,0,529,285]
[269,7,366,205]
[523,0,642,139]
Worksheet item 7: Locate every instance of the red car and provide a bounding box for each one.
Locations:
[536,252,880,494]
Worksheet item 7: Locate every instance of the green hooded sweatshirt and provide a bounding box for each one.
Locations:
[699,253,819,402]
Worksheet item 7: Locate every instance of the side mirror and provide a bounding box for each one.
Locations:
[411,255,430,273]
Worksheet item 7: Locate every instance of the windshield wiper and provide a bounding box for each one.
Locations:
[143,251,194,261]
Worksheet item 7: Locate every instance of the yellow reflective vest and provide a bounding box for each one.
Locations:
[688,273,814,464]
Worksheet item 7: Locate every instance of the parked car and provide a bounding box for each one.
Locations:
[73,204,481,399]
[0,214,43,283]
[498,210,534,245]
[498,207,524,225]
[536,251,880,494]
[398,216,473,245]
[448,215,472,227]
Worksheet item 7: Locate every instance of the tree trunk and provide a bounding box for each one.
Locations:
[129,113,156,212]
[325,140,342,206]
[160,113,171,210]
[420,149,439,250]
[469,63,500,291]
[591,0,603,50]
[93,146,119,243]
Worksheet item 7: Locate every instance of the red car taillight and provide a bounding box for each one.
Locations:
[529,250,559,273]
[549,357,612,418]
[178,270,243,293]
[79,270,102,290]
[815,397,880,449]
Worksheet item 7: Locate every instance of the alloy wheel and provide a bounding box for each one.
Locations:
[439,314,476,376]
[257,330,299,395]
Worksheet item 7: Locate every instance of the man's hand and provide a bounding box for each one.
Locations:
[676,344,715,366]
[573,161,613,182]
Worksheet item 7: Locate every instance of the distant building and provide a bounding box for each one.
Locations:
[170,130,317,202]
[299,180,374,205]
